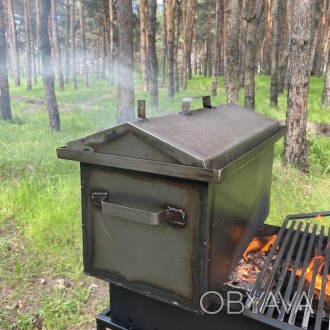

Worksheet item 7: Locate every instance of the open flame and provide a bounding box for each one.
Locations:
[294,244,330,296]
[239,232,330,297]
[243,235,277,261]
[317,214,326,225]
[229,219,330,305]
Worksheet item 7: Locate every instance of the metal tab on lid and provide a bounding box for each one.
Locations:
[138,100,146,119]
[181,96,212,115]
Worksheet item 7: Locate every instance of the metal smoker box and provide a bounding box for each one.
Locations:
[57,97,286,313]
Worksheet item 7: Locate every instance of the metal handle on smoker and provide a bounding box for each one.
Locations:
[181,96,213,114]
[102,201,170,225]
[91,192,187,226]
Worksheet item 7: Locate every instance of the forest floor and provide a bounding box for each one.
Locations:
[0,75,329,329]
[0,219,108,330]
[13,94,330,136]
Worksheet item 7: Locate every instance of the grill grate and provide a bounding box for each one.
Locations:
[244,211,330,330]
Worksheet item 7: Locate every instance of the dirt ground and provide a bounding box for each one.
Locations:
[0,219,109,330]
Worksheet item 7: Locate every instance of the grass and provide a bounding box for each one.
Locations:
[0,74,329,329]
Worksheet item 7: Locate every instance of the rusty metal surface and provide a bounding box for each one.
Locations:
[80,146,276,313]
[57,126,286,183]
[137,100,146,119]
[81,164,208,312]
[57,146,221,182]
[130,104,279,169]
[60,104,284,171]
[208,146,275,290]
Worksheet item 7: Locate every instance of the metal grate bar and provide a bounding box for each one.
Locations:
[302,226,325,329]
[277,222,310,321]
[245,217,289,310]
[287,211,330,220]
[245,212,330,330]
[266,222,304,318]
[315,228,330,330]
[288,224,318,325]
[257,221,296,313]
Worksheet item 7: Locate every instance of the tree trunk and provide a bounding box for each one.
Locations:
[0,0,11,122]
[204,0,212,77]
[78,0,88,87]
[96,31,100,78]
[139,0,149,92]
[109,0,114,83]
[320,3,330,75]
[116,0,135,124]
[216,11,222,76]
[64,0,70,84]
[23,0,32,90]
[275,0,287,94]
[220,0,227,76]
[166,0,175,97]
[101,0,110,78]
[187,28,193,80]
[259,0,272,74]
[70,0,77,89]
[278,0,292,93]
[161,0,167,86]
[239,0,247,87]
[212,0,221,96]
[270,0,280,105]
[321,3,330,75]
[308,0,321,75]
[7,0,20,87]
[35,0,41,77]
[193,31,198,74]
[322,41,330,106]
[226,0,240,104]
[101,21,107,78]
[173,2,179,93]
[180,0,185,85]
[39,0,60,132]
[30,2,37,84]
[314,1,330,76]
[147,0,158,108]
[182,0,196,90]
[51,0,64,91]
[283,0,312,172]
[244,0,264,110]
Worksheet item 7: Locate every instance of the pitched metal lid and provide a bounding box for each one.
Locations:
[63,103,283,170]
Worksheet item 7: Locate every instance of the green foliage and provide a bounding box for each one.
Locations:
[309,136,330,173]
[269,161,330,226]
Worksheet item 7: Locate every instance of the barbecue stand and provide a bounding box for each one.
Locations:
[95,284,276,330]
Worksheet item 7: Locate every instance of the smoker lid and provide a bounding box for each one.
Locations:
[57,102,286,182]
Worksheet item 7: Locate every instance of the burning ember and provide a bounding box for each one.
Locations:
[226,235,277,292]
[225,215,330,321]
[223,213,330,329]
[243,235,277,261]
